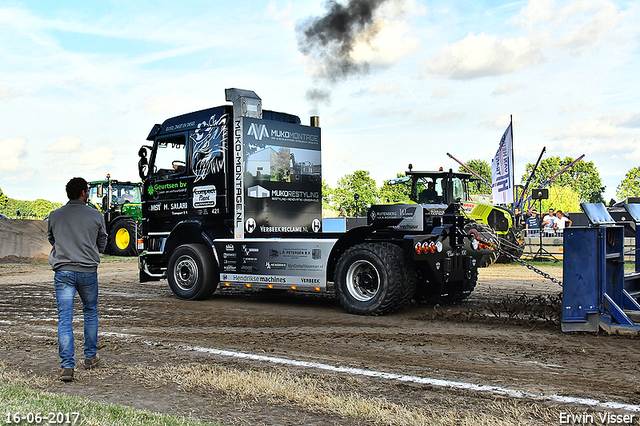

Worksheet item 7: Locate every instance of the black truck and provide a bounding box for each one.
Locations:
[136,88,491,315]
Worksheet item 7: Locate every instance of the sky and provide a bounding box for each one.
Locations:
[0,0,638,204]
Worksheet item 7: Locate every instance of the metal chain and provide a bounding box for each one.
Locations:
[495,246,563,286]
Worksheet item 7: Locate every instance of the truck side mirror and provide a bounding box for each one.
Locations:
[138,146,150,180]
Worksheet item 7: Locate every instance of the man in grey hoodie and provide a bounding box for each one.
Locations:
[48,177,108,382]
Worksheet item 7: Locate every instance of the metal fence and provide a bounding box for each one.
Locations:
[521,228,564,238]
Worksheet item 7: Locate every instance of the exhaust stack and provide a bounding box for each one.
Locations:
[225,88,262,119]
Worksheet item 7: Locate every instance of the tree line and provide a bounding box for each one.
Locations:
[2,159,639,220]
[0,187,62,219]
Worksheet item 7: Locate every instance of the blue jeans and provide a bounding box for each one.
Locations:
[54,271,99,369]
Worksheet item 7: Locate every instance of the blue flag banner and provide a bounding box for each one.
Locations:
[491,124,514,204]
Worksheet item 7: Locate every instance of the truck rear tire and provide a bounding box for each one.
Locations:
[167,244,218,300]
[109,220,139,256]
[334,243,408,315]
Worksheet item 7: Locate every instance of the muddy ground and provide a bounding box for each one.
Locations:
[1,257,639,425]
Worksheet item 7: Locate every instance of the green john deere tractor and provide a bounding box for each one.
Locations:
[87,175,142,256]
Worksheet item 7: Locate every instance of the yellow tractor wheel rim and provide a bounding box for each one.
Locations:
[115,228,130,250]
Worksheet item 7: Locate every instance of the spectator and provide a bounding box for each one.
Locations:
[542,208,555,230]
[554,210,572,230]
[525,210,540,233]
[514,207,522,228]
[47,177,108,382]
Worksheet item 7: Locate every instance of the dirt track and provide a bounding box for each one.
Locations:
[1,257,640,425]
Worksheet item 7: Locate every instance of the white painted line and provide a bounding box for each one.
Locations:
[183,344,640,413]
[100,331,640,413]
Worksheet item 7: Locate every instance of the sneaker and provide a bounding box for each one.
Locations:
[84,355,100,370]
[59,368,74,382]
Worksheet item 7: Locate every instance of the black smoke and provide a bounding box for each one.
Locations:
[297,0,387,84]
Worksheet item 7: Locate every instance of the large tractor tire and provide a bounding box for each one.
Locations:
[109,220,139,256]
[496,228,525,263]
[167,244,218,300]
[334,243,413,315]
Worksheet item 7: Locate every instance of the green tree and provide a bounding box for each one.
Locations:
[379,173,410,204]
[520,156,605,204]
[322,180,334,212]
[459,159,491,195]
[616,166,640,201]
[333,170,379,217]
[532,186,580,213]
[0,187,7,211]
[32,199,54,218]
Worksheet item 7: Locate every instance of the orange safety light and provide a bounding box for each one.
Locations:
[315,287,321,291]
[246,283,252,288]
[290,286,297,290]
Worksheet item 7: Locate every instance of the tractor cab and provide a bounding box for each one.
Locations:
[388,166,471,206]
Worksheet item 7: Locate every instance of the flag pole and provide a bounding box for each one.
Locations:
[510,115,515,211]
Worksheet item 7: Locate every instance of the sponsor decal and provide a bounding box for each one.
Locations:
[193,185,217,208]
[191,114,227,182]
[148,180,187,196]
[245,218,256,233]
[242,245,259,256]
[247,185,270,198]
[234,118,244,238]
[165,121,196,132]
[247,123,269,141]
[265,262,287,270]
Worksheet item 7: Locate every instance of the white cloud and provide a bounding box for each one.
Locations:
[617,113,640,128]
[418,109,467,123]
[555,0,624,54]
[425,32,547,79]
[45,136,83,153]
[0,138,28,171]
[430,86,454,100]
[492,83,525,96]
[358,81,401,95]
[142,92,194,115]
[425,0,630,80]
[78,147,115,170]
[0,84,15,99]
[351,17,421,69]
[547,117,621,140]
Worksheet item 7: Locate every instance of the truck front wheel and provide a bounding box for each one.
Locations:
[167,244,218,300]
[334,243,407,315]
